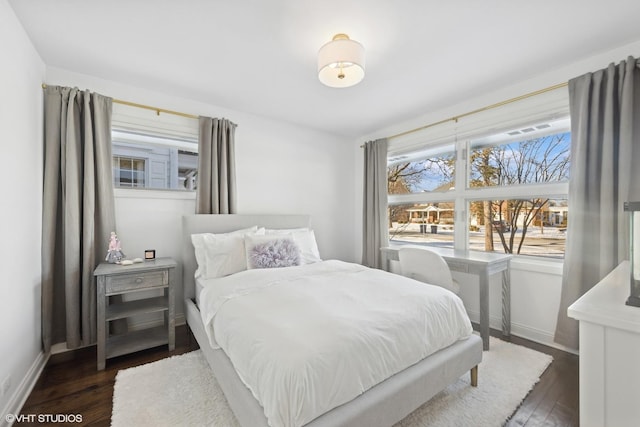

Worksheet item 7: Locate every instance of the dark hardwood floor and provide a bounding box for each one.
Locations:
[498,331,579,427]
[18,325,578,426]
[18,325,199,427]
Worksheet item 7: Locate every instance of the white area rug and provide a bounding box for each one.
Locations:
[111,337,552,427]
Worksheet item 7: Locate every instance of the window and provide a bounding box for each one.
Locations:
[111,102,199,191]
[387,98,571,259]
[113,156,145,188]
[388,145,455,194]
[468,119,570,188]
[389,202,455,248]
[112,132,198,190]
[468,198,567,258]
[387,145,456,248]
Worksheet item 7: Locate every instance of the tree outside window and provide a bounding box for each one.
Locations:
[469,132,570,254]
[387,127,570,258]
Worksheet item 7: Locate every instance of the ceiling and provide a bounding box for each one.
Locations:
[9,0,640,138]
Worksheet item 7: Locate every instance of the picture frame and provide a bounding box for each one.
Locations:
[144,249,156,260]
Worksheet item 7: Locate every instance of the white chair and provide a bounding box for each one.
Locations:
[398,247,461,294]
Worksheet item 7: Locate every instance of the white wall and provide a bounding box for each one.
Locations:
[45,67,357,323]
[0,0,46,422]
[455,259,565,346]
[358,39,640,351]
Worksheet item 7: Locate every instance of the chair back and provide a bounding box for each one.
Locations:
[398,247,459,293]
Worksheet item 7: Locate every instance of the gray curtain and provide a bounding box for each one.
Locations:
[555,56,640,349]
[362,138,389,269]
[196,117,237,214]
[42,86,116,351]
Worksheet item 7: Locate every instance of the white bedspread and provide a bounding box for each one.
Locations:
[199,260,473,427]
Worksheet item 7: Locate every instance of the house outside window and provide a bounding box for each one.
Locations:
[111,102,199,192]
[386,90,571,259]
[388,145,456,248]
[111,131,198,191]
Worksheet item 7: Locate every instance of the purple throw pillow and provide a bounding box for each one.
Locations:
[248,238,301,269]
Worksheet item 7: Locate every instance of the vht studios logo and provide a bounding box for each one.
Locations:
[6,413,83,423]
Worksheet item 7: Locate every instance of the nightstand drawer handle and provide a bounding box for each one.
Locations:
[135,277,144,284]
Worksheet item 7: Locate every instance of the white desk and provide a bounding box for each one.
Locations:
[381,245,512,350]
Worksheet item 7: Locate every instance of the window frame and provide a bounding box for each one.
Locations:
[113,155,147,189]
[111,102,199,193]
[389,139,569,257]
[386,89,571,260]
[111,131,200,192]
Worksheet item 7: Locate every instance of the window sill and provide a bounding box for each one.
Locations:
[114,188,196,200]
[510,255,563,275]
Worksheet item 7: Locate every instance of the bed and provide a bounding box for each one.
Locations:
[182,214,483,427]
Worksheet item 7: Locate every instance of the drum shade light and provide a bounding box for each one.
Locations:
[317,33,365,88]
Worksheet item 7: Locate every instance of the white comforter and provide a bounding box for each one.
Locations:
[199,260,473,427]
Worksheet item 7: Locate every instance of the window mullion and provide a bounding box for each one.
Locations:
[453,139,468,250]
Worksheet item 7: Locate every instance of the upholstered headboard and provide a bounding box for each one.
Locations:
[181,214,311,300]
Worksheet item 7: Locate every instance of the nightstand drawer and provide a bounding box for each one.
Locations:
[106,270,167,294]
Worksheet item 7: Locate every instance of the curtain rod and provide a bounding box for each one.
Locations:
[41,84,199,120]
[362,81,569,147]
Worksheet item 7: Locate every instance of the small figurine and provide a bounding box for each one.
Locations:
[105,231,125,264]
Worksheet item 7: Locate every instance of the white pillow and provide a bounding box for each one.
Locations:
[264,228,322,264]
[245,234,302,270]
[191,226,261,279]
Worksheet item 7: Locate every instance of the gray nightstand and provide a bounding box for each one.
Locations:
[94,257,177,370]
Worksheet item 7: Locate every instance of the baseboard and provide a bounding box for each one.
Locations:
[50,314,187,357]
[466,309,578,355]
[50,342,72,355]
[176,314,185,326]
[510,322,578,355]
[466,309,507,338]
[5,314,189,427]
[0,350,49,427]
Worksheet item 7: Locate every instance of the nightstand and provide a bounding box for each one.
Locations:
[94,257,177,370]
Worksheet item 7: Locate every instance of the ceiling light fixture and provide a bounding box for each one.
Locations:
[317,33,365,88]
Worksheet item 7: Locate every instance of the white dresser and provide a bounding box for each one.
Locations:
[568,261,640,427]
